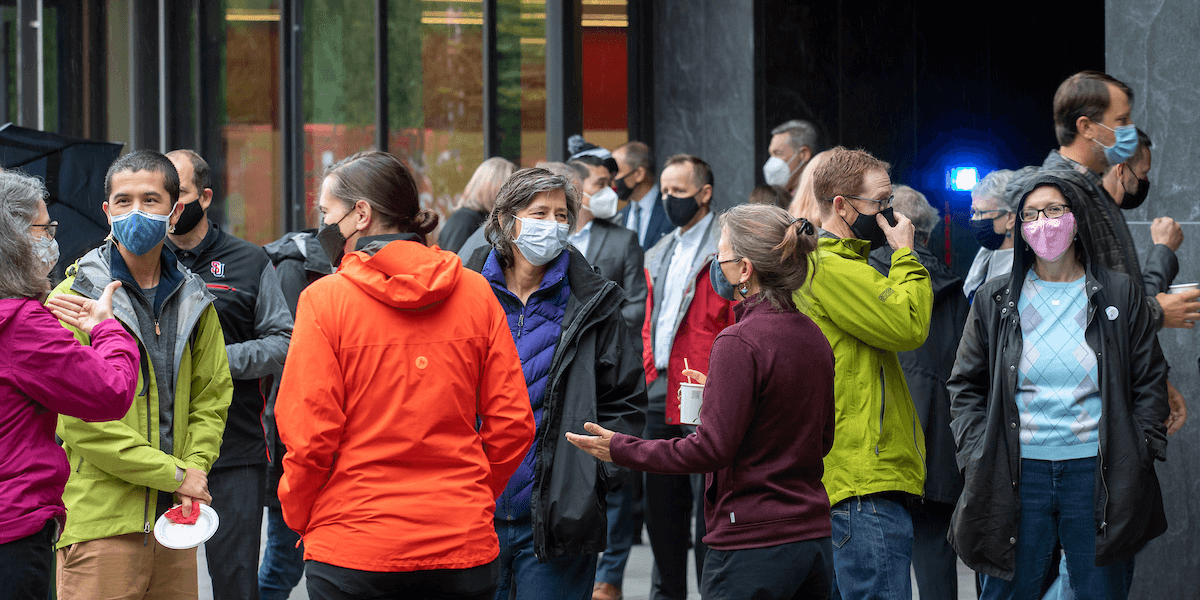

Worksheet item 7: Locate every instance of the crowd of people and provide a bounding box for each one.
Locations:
[0,69,1188,600]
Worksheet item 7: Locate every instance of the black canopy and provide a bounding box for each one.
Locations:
[0,123,124,281]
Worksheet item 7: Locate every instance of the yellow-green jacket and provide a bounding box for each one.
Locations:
[795,235,931,506]
[50,244,232,549]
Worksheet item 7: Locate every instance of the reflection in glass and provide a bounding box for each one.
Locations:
[223,1,281,245]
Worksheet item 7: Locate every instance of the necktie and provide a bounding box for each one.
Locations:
[632,202,643,245]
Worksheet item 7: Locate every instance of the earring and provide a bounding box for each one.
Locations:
[738,282,750,296]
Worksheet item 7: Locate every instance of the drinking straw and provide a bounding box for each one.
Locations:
[684,358,693,384]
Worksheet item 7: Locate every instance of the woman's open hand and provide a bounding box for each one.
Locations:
[565,422,616,462]
[47,281,122,335]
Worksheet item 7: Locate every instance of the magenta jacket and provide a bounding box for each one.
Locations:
[611,296,836,550]
[0,297,139,544]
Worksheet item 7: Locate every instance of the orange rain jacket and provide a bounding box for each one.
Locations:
[276,237,535,572]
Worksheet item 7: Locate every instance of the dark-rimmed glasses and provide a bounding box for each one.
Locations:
[1019,204,1070,223]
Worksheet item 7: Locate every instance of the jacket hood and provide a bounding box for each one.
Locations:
[263,229,335,276]
[339,239,462,310]
[816,229,872,260]
[1007,171,1096,291]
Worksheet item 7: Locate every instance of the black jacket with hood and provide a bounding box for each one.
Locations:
[946,172,1168,580]
[466,245,647,560]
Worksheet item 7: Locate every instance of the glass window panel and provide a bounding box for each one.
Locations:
[222,0,282,245]
[581,0,626,150]
[302,0,377,227]
[391,0,484,243]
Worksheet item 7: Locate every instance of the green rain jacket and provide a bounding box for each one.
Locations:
[50,243,232,548]
[795,235,932,506]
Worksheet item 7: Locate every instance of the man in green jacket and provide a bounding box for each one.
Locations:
[794,147,932,600]
[50,151,233,600]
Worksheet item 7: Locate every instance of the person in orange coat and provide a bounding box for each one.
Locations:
[275,151,536,600]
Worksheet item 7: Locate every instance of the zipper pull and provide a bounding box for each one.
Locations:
[144,520,152,534]
[155,319,161,336]
[517,313,524,338]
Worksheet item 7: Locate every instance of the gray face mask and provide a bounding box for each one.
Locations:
[32,234,59,277]
[512,217,569,266]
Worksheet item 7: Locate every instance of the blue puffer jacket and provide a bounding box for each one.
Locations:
[482,249,571,521]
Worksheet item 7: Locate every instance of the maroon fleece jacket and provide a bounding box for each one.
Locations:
[610,296,836,550]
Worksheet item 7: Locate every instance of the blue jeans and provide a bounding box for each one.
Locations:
[494,517,597,600]
[981,458,1132,600]
[595,483,637,588]
[829,494,913,600]
[259,506,307,600]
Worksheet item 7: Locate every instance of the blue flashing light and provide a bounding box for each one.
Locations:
[948,167,979,192]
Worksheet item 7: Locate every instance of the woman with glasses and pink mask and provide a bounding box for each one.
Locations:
[948,172,1167,600]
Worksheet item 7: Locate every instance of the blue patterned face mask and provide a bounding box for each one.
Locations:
[110,208,172,255]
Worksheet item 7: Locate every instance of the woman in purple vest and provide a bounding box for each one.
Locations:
[568,204,838,600]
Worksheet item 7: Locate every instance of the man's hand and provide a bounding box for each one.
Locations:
[1156,289,1200,329]
[1166,380,1188,435]
[175,468,211,518]
[1151,217,1184,252]
[880,211,915,251]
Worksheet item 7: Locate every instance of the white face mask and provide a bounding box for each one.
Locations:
[32,234,59,277]
[763,156,792,187]
[513,217,570,266]
[585,186,619,220]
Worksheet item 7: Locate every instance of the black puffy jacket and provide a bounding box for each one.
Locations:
[946,173,1168,580]
[467,245,648,560]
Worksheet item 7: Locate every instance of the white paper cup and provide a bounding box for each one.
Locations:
[679,382,704,425]
[1168,283,1200,294]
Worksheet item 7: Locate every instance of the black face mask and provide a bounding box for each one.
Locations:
[614,174,635,201]
[316,211,353,269]
[1119,168,1151,210]
[664,193,703,228]
[970,218,1009,250]
[841,204,895,251]
[170,200,206,235]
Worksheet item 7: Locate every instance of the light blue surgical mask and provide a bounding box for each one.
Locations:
[513,217,569,266]
[32,234,59,276]
[1092,122,1138,166]
[110,208,172,256]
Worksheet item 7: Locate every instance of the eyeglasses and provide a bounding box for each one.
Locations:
[833,194,893,210]
[970,208,1009,220]
[1019,204,1071,223]
[716,256,742,265]
[30,221,58,239]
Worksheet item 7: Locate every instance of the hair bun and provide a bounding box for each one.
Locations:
[411,208,439,236]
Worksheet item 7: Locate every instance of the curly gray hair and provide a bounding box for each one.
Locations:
[0,170,51,298]
[484,167,580,269]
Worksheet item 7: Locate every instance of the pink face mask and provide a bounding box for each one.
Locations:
[1021,212,1076,262]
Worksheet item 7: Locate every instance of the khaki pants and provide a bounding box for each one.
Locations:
[56,532,197,600]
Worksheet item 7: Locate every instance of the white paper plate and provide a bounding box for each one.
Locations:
[153,504,219,549]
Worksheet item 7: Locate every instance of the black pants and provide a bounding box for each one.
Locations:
[644,375,706,600]
[701,538,834,600]
[204,463,267,600]
[306,559,499,600]
[911,500,958,600]
[0,519,55,600]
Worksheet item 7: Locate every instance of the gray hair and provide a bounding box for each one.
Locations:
[771,119,819,153]
[890,184,940,241]
[485,167,580,269]
[459,157,518,213]
[972,169,1019,212]
[0,170,51,299]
